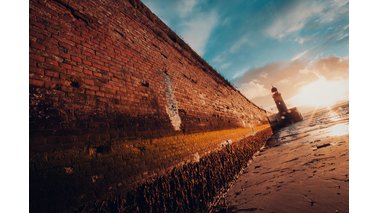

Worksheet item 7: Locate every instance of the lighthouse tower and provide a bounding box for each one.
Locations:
[271,86,288,115]
[267,86,303,130]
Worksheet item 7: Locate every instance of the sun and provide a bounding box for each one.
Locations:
[288,77,348,108]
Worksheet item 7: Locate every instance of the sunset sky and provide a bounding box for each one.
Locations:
[142,0,349,112]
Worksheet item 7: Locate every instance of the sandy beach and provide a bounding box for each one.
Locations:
[214,103,349,213]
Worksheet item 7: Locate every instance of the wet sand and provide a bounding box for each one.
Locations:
[215,104,349,212]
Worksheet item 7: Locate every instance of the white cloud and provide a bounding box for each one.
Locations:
[265,3,323,39]
[177,0,198,17]
[265,0,348,40]
[221,17,231,26]
[259,72,268,79]
[298,68,311,74]
[291,50,309,61]
[220,62,231,70]
[211,51,227,64]
[230,34,253,53]
[294,36,309,45]
[278,79,289,85]
[335,24,349,41]
[181,11,218,56]
[238,80,271,99]
[318,0,348,24]
[231,64,252,80]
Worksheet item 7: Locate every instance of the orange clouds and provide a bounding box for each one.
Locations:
[235,56,349,111]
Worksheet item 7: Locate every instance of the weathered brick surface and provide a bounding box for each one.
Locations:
[29,0,268,147]
[29,0,272,212]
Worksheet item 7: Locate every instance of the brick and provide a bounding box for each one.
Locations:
[30,68,44,75]
[96,91,105,97]
[83,60,92,66]
[71,56,82,63]
[94,72,102,77]
[45,70,59,78]
[61,63,72,70]
[85,89,96,96]
[30,79,44,87]
[83,69,93,75]
[30,54,45,63]
[46,58,59,66]
[84,79,94,85]
[30,41,46,51]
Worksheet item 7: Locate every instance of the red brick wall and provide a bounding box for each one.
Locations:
[29,0,272,211]
[29,0,268,148]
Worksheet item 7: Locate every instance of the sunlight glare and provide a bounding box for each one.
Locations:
[289,78,348,108]
[327,123,349,136]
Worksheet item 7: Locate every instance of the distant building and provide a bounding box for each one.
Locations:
[268,86,303,130]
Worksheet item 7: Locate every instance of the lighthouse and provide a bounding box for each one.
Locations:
[271,86,288,116]
[268,86,303,130]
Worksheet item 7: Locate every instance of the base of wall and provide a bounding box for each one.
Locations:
[30,128,271,212]
[80,128,271,212]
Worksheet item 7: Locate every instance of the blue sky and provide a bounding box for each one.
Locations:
[142,0,349,111]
